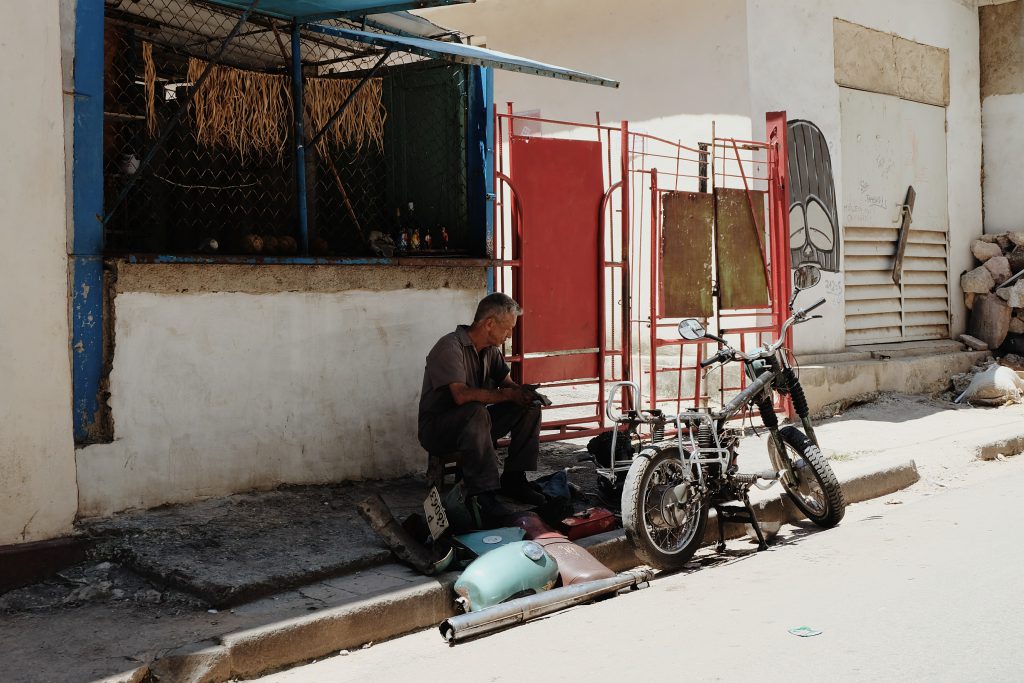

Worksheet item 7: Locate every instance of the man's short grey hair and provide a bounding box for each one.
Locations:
[474,292,522,323]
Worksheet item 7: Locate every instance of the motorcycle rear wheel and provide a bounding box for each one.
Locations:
[622,448,708,571]
[768,426,846,528]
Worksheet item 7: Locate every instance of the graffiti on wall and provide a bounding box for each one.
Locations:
[787,120,840,272]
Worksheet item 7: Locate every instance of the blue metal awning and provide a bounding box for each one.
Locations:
[304,23,620,88]
[209,0,473,21]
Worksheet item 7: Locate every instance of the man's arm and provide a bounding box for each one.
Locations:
[449,381,532,407]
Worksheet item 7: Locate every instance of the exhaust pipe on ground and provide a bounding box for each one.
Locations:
[439,569,654,643]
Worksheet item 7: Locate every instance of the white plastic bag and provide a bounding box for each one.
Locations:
[955,364,1024,405]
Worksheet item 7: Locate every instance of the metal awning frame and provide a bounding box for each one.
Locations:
[103,0,618,255]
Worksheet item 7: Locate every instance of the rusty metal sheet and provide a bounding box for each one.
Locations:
[715,187,770,310]
[661,191,714,318]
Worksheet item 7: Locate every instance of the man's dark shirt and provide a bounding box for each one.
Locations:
[418,325,510,438]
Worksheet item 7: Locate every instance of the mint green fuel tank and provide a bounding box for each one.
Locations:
[453,541,559,612]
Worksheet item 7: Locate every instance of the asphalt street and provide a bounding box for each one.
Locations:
[259,456,1024,682]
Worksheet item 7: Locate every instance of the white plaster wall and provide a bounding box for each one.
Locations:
[76,288,480,516]
[422,0,754,147]
[746,0,982,353]
[0,4,78,543]
[982,93,1024,233]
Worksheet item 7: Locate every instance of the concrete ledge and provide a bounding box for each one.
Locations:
[147,459,920,682]
[974,435,1024,461]
[799,350,989,413]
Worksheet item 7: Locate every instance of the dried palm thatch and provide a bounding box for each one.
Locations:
[187,57,384,161]
[142,41,157,137]
[305,77,385,155]
[188,58,293,161]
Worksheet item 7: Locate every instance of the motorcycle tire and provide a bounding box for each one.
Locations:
[768,426,846,528]
[622,447,708,571]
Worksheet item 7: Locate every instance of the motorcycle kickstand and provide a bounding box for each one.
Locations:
[742,493,770,551]
[715,508,727,553]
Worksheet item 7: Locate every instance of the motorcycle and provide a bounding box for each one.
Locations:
[599,263,846,570]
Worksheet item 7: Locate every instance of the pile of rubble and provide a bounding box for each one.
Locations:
[961,233,1024,350]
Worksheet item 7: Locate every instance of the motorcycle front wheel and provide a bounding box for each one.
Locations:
[768,426,846,528]
[621,447,708,571]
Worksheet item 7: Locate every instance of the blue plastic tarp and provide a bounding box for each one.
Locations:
[208,0,472,21]
[305,23,620,88]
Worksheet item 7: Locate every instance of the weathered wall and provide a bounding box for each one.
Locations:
[746,0,982,352]
[980,0,1024,233]
[421,0,754,146]
[76,264,485,516]
[0,3,79,543]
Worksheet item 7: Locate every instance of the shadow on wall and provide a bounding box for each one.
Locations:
[420,0,754,125]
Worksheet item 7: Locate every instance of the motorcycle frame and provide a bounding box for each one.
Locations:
[602,354,786,488]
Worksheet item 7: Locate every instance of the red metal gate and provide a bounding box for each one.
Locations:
[495,109,793,441]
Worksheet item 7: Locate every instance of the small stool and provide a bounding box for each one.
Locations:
[426,451,462,491]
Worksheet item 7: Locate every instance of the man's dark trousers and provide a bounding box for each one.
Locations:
[420,402,541,495]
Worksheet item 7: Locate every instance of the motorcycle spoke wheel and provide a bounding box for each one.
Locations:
[768,426,846,528]
[622,448,708,571]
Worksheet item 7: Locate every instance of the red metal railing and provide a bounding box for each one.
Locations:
[494,109,793,441]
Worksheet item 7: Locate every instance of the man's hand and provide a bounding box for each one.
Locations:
[502,386,535,407]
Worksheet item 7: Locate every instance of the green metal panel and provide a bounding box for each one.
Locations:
[384,64,469,246]
[715,187,770,310]
[662,191,714,318]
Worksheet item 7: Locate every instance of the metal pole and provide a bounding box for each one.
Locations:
[439,569,652,642]
[102,0,261,225]
[620,121,632,410]
[291,22,309,254]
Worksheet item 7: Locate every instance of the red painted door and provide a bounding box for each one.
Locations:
[509,136,605,383]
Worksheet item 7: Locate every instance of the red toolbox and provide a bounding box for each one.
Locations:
[559,507,617,541]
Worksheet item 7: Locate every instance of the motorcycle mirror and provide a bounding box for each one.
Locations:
[677,318,706,341]
[793,263,822,292]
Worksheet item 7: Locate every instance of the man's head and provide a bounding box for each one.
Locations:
[471,293,522,348]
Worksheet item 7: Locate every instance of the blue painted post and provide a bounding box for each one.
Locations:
[291,23,310,255]
[467,66,495,291]
[484,66,495,292]
[72,0,106,441]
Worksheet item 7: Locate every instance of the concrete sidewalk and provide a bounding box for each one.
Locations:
[2,393,1021,683]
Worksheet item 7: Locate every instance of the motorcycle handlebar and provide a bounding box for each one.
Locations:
[803,297,827,315]
[700,349,729,368]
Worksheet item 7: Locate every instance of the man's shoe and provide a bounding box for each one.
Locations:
[471,491,517,527]
[499,471,547,506]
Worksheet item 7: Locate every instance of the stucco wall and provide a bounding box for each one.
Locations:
[0,4,78,543]
[421,0,754,144]
[76,264,485,516]
[746,0,982,352]
[980,0,1024,233]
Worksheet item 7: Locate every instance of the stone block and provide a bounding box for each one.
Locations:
[959,334,988,351]
[1008,246,1024,273]
[1010,317,1024,335]
[969,293,1012,349]
[985,255,1013,284]
[961,265,995,293]
[1008,232,1024,248]
[965,292,976,310]
[972,239,1004,262]
[997,279,1024,308]
[996,234,1014,252]
[979,234,1000,244]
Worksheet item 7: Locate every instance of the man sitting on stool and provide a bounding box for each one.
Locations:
[418,293,545,524]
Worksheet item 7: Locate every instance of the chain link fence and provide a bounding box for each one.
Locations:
[102,0,472,257]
